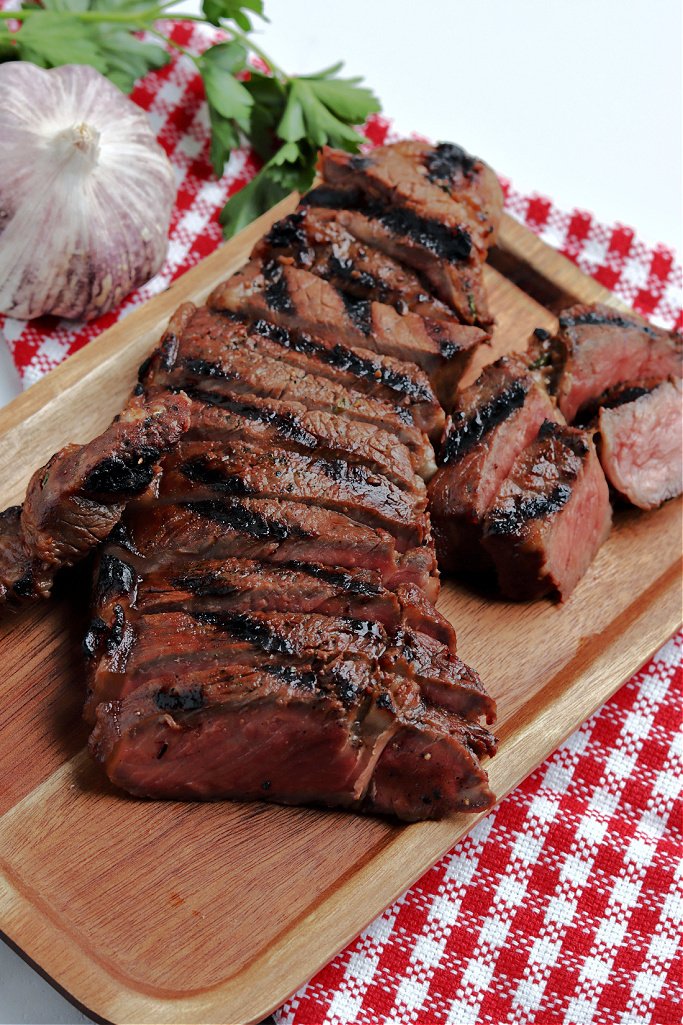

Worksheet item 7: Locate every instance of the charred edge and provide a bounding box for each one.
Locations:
[170,570,239,598]
[599,385,654,410]
[137,354,153,384]
[442,378,530,463]
[95,554,137,605]
[193,610,295,655]
[184,387,317,448]
[106,604,126,652]
[486,483,573,535]
[340,292,373,335]
[284,560,383,596]
[537,419,589,456]
[155,686,204,712]
[12,570,35,599]
[533,327,550,341]
[318,457,370,485]
[263,663,318,690]
[374,205,472,263]
[180,458,254,497]
[253,317,433,402]
[327,254,388,301]
[559,310,660,338]
[263,260,294,314]
[83,617,109,659]
[106,521,143,557]
[183,358,233,380]
[301,186,362,210]
[426,142,477,184]
[185,499,309,541]
[265,212,308,251]
[82,447,161,496]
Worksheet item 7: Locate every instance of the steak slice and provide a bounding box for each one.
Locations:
[183,391,421,492]
[529,303,683,422]
[428,354,562,574]
[152,305,444,443]
[89,660,494,820]
[256,204,453,320]
[112,499,438,597]
[0,391,190,605]
[160,441,428,552]
[596,378,683,510]
[208,259,487,402]
[135,557,401,627]
[482,420,612,600]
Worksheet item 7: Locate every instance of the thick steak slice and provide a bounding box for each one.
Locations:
[0,391,190,604]
[529,304,682,422]
[89,662,494,820]
[183,391,422,492]
[482,421,612,600]
[112,499,438,597]
[208,259,487,402]
[320,143,501,252]
[428,354,562,574]
[596,378,683,510]
[154,305,444,442]
[256,205,453,320]
[160,441,428,552]
[135,557,402,627]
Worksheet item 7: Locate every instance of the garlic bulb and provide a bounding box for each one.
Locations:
[0,63,176,322]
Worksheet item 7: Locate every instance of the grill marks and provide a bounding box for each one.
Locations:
[85,140,503,821]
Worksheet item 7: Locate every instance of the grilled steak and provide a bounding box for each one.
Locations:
[314,141,503,326]
[147,303,445,444]
[256,204,454,320]
[89,664,494,820]
[208,259,488,405]
[595,378,683,510]
[0,391,190,604]
[482,421,611,600]
[428,353,562,574]
[530,303,682,422]
[0,141,500,821]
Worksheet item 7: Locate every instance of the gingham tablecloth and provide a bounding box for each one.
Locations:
[1,23,681,1025]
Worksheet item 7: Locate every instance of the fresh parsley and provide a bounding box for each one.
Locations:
[0,0,380,235]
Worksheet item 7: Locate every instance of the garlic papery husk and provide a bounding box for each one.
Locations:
[0,62,177,322]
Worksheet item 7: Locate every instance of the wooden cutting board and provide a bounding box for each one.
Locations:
[0,199,680,1025]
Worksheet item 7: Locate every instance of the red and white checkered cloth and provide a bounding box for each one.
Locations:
[1,22,681,1025]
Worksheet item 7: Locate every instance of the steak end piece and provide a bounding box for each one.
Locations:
[482,421,612,601]
[597,378,683,510]
[0,390,191,606]
[529,303,682,423]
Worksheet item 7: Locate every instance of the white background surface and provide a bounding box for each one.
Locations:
[1,1,681,1022]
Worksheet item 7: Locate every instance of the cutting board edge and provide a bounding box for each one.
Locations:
[1,564,679,1025]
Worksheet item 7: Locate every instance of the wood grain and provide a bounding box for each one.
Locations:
[0,207,680,1025]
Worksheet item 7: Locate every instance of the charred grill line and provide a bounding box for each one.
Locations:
[485,483,573,535]
[442,379,530,464]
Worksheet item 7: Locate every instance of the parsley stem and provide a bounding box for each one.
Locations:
[227,25,287,82]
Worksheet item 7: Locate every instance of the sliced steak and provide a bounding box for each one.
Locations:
[160,441,428,552]
[154,305,444,443]
[89,661,494,820]
[0,391,190,605]
[209,259,487,402]
[482,420,612,600]
[256,204,453,320]
[183,391,421,492]
[596,378,683,510]
[529,303,682,422]
[113,499,437,597]
[316,141,503,326]
[428,354,562,574]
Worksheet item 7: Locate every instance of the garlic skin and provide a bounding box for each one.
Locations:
[0,62,177,322]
